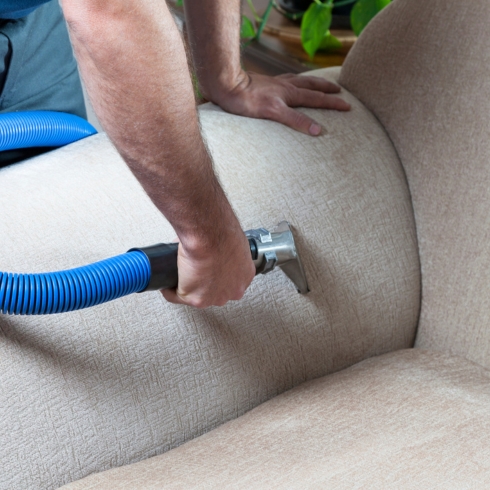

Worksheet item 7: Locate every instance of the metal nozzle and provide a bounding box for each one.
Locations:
[245,221,309,294]
[132,221,309,294]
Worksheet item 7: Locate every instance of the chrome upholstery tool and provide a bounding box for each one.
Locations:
[245,221,309,294]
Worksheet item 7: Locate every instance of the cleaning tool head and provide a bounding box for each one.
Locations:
[245,221,309,294]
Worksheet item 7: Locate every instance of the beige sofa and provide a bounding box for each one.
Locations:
[2,0,490,487]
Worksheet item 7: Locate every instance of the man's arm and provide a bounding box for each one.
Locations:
[61,0,255,308]
[183,0,351,136]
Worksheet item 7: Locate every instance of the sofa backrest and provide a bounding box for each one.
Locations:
[0,68,419,489]
[340,0,490,368]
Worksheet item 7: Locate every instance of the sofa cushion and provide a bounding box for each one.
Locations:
[62,349,490,489]
[339,0,490,368]
[0,68,419,489]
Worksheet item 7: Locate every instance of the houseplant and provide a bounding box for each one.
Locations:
[242,0,391,58]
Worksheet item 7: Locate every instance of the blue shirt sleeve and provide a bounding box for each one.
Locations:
[1,1,50,19]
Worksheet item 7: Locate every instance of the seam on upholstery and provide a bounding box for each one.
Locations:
[337,74,423,348]
[300,65,422,350]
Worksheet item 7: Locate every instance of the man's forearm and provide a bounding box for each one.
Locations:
[57,0,344,306]
[183,0,244,101]
[61,0,238,250]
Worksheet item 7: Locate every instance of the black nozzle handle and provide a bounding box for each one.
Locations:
[130,238,258,292]
[129,243,179,292]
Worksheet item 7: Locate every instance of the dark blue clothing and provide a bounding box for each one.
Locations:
[0,0,50,19]
[0,1,86,164]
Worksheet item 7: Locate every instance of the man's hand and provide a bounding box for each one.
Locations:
[208,71,351,136]
[184,0,351,136]
[162,224,255,308]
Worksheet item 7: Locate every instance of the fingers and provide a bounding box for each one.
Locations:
[264,96,349,135]
[280,74,342,94]
[161,288,221,308]
[285,87,351,112]
[160,282,245,309]
[159,229,255,309]
[161,288,228,308]
[275,73,351,111]
[160,288,186,305]
[161,285,245,308]
[265,103,323,136]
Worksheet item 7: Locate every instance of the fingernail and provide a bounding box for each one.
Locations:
[309,123,322,136]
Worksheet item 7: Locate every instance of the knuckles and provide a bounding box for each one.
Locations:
[187,297,210,309]
[262,99,284,119]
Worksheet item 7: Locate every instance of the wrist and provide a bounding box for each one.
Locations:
[199,69,249,104]
[177,207,244,260]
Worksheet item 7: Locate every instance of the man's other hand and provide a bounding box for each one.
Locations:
[209,72,351,136]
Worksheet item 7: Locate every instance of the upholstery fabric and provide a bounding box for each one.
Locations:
[62,349,490,489]
[339,0,490,367]
[0,68,419,489]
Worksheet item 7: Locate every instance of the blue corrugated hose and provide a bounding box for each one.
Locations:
[0,111,97,150]
[0,111,152,315]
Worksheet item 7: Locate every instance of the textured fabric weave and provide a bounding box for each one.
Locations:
[0,68,419,489]
[339,0,490,367]
[62,349,490,489]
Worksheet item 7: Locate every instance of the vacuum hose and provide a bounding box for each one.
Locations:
[0,111,97,150]
[0,111,306,315]
[0,110,159,315]
[0,253,151,315]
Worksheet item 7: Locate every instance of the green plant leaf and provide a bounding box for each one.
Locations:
[175,0,183,6]
[319,31,342,51]
[350,0,390,36]
[301,2,333,59]
[241,15,256,39]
